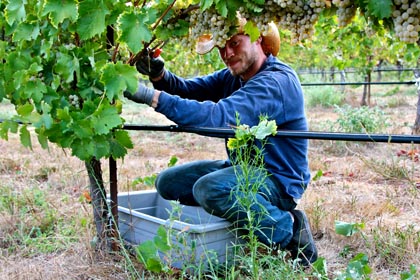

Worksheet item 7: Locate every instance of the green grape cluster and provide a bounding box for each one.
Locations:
[69,95,80,109]
[332,0,357,27]
[392,0,420,43]
[188,8,234,49]
[268,0,327,44]
[186,0,328,50]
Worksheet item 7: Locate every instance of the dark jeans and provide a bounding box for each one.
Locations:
[155,159,297,248]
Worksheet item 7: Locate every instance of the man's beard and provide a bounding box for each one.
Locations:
[227,47,258,77]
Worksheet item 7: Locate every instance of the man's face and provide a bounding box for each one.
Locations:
[218,34,261,79]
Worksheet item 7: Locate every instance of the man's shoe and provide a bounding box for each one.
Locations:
[286,209,318,267]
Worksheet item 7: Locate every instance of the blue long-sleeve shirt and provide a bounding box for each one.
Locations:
[152,55,310,199]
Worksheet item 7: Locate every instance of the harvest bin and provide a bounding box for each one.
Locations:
[117,190,242,269]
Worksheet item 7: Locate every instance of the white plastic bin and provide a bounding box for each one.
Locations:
[117,190,242,269]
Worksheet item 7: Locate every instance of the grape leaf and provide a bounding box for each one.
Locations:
[42,0,78,28]
[16,103,34,116]
[71,119,94,139]
[39,113,54,130]
[366,0,392,19]
[110,142,127,159]
[26,79,47,103]
[114,129,133,149]
[5,0,27,25]
[93,135,110,159]
[215,1,227,17]
[12,22,40,42]
[36,127,49,149]
[76,0,110,40]
[200,0,214,11]
[117,10,155,54]
[243,21,260,42]
[100,61,139,101]
[0,120,19,140]
[55,53,80,84]
[19,125,32,149]
[92,106,123,135]
[226,0,242,20]
[71,138,95,161]
[57,107,71,122]
[109,130,133,159]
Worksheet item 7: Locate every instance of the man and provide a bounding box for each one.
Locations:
[124,21,317,266]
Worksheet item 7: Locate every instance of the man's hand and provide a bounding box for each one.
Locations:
[135,50,165,80]
[124,82,155,106]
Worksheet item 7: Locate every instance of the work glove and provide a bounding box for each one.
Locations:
[135,50,165,79]
[123,82,155,106]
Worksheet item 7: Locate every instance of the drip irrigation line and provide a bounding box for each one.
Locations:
[301,81,416,86]
[123,124,420,144]
[298,68,420,75]
[1,121,420,144]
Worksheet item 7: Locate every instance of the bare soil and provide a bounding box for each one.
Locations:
[1,86,420,279]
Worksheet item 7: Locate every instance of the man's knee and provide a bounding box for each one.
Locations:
[192,178,211,204]
[155,169,175,199]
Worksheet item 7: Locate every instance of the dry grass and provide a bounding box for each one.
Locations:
[1,85,420,279]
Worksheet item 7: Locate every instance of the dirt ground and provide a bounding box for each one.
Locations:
[1,85,420,279]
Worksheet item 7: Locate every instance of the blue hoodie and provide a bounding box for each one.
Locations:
[152,55,310,199]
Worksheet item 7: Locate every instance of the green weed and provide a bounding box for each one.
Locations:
[368,224,420,272]
[330,105,390,133]
[362,155,412,181]
[310,198,327,233]
[304,86,345,108]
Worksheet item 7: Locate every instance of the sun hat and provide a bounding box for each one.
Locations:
[196,21,280,56]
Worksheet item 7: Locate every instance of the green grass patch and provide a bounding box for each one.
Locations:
[304,86,345,108]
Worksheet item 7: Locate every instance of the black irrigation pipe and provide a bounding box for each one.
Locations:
[123,124,420,144]
[298,68,420,75]
[301,81,417,86]
[2,119,420,144]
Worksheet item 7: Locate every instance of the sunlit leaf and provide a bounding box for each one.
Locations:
[42,0,78,28]
[16,103,34,116]
[243,21,260,42]
[200,0,214,11]
[76,0,109,40]
[100,62,139,101]
[113,129,133,149]
[92,106,123,135]
[5,0,27,25]
[12,22,40,42]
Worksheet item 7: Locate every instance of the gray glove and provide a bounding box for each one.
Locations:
[124,82,155,106]
[135,53,165,79]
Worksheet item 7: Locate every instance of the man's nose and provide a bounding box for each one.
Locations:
[224,47,234,59]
